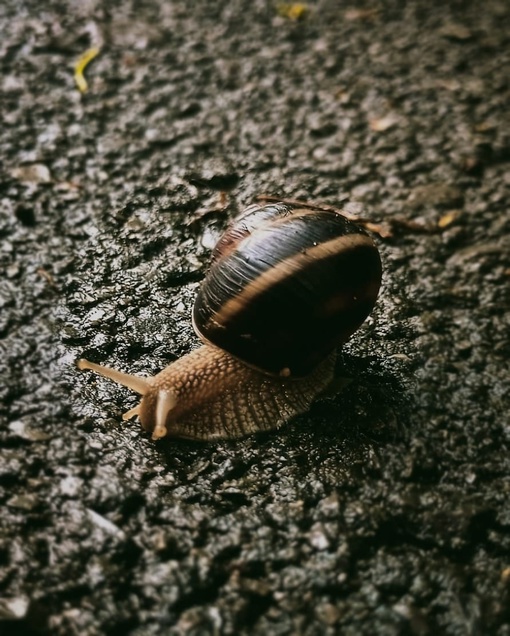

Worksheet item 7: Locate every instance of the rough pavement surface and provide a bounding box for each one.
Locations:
[1,1,509,634]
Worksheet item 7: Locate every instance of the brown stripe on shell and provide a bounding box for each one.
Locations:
[211,232,375,327]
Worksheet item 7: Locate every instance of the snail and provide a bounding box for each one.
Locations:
[77,201,382,441]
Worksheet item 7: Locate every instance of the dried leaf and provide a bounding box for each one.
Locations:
[438,210,461,228]
[369,113,399,132]
[276,3,309,20]
[74,47,100,93]
[345,9,378,21]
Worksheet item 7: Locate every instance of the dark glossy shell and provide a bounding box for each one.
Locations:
[193,203,382,377]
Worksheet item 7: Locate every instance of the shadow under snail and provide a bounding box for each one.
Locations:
[78,201,382,441]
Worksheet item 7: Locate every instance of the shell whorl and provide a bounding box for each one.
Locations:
[193,203,382,377]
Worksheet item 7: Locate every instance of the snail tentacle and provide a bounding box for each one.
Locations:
[77,359,151,395]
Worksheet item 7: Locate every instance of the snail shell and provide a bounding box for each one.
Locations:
[77,202,382,440]
[194,203,382,377]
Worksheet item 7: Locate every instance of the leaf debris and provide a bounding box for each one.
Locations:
[74,47,100,93]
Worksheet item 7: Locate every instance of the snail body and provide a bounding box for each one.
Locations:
[78,202,382,441]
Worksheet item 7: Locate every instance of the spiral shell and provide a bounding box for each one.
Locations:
[193,203,382,377]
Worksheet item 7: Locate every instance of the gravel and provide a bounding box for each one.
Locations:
[1,1,509,634]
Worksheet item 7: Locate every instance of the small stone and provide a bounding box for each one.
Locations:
[0,596,29,620]
[9,420,51,441]
[86,509,125,538]
[315,601,340,625]
[60,476,84,497]
[309,523,330,550]
[10,164,52,184]
[318,493,340,517]
[7,494,39,511]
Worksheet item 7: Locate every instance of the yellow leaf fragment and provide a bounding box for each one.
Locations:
[438,210,461,228]
[277,3,309,20]
[74,47,100,93]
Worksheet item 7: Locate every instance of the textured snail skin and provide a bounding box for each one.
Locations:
[78,347,335,441]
